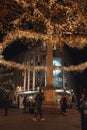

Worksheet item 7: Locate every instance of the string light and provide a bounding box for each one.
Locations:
[0,0,87,72]
[0,57,87,72]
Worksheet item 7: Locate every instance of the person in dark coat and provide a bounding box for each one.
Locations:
[3,95,10,116]
[79,96,87,130]
[33,89,45,121]
[23,96,27,113]
[60,95,68,115]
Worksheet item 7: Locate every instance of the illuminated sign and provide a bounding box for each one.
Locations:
[53,57,62,88]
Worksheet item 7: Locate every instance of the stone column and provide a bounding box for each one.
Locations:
[32,70,35,90]
[43,44,58,112]
[24,69,27,91]
[27,70,30,91]
[45,71,47,87]
[46,44,53,88]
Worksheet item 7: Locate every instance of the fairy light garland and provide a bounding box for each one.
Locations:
[0,0,87,72]
[0,58,87,72]
[0,59,47,71]
[0,30,87,54]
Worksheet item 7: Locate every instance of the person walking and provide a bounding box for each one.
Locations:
[60,95,68,116]
[79,96,87,130]
[33,89,45,121]
[3,94,10,116]
[23,96,27,113]
[71,92,76,109]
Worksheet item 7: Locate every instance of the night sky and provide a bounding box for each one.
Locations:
[66,45,87,88]
[2,41,28,60]
[68,47,87,65]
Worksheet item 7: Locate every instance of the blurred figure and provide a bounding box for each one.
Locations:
[3,94,10,116]
[71,92,77,109]
[33,89,45,121]
[79,96,87,130]
[60,95,68,115]
[23,96,27,113]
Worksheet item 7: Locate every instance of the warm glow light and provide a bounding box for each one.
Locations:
[0,0,87,72]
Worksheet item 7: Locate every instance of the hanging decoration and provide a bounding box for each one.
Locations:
[0,0,87,72]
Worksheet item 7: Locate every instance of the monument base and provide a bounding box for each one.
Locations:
[43,88,59,113]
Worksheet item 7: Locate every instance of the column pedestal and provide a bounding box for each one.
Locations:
[43,87,59,113]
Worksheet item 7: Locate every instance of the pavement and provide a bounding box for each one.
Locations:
[0,108,81,130]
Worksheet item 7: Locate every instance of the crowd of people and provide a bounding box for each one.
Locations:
[22,89,45,121]
[1,88,87,128]
[22,95,35,114]
[22,90,79,119]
